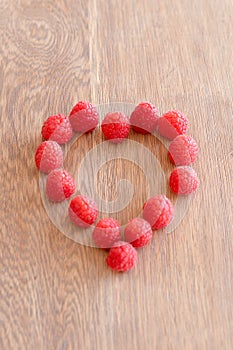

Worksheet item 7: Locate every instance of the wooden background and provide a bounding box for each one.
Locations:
[0,0,232,349]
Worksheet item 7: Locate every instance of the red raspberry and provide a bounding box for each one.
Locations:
[157,110,188,140]
[169,166,199,195]
[101,112,130,143]
[130,101,159,134]
[41,114,72,144]
[69,195,98,228]
[69,101,99,133]
[106,241,137,272]
[93,218,121,249]
[168,134,198,166]
[46,169,75,202]
[124,218,152,248]
[35,141,63,174]
[143,195,174,230]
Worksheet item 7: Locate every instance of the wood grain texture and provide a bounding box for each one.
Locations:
[0,0,232,349]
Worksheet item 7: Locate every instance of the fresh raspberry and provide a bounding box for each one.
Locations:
[157,110,188,140]
[93,218,121,249]
[41,114,73,144]
[35,141,63,174]
[169,166,199,195]
[143,195,174,230]
[106,241,137,272]
[101,112,130,143]
[69,101,99,133]
[130,101,159,134]
[124,218,152,248]
[69,195,98,228]
[168,134,198,166]
[46,169,75,202]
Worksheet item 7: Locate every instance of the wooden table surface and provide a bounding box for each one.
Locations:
[0,1,232,349]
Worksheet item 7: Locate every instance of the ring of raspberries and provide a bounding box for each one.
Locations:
[35,101,199,273]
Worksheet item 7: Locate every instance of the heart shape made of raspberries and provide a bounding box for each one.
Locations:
[36,102,199,272]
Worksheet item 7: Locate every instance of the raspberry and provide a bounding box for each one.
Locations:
[69,195,98,228]
[169,166,199,195]
[157,110,188,140]
[35,141,63,174]
[101,112,130,143]
[46,169,75,202]
[106,241,137,272]
[124,218,152,248]
[143,194,174,230]
[41,114,73,144]
[69,101,99,133]
[168,134,198,166]
[93,218,121,249]
[130,102,159,134]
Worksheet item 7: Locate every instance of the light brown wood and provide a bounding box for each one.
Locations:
[0,0,232,349]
